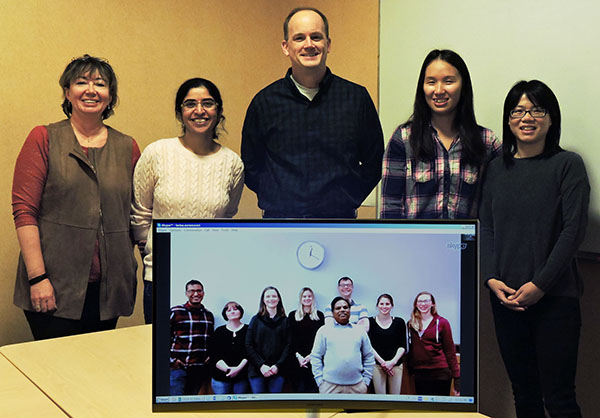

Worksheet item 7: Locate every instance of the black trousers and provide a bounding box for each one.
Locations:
[25,281,118,340]
[490,293,582,418]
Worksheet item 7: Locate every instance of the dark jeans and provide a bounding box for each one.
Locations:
[490,293,582,418]
[249,375,285,393]
[143,279,152,324]
[24,281,118,340]
[170,364,209,396]
[211,378,250,394]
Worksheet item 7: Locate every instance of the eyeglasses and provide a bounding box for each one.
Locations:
[509,108,547,119]
[181,99,217,111]
[338,284,353,288]
[186,289,204,294]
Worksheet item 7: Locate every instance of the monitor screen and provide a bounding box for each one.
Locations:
[152,219,478,412]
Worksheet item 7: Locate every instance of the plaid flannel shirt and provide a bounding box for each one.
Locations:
[170,302,214,367]
[381,123,500,219]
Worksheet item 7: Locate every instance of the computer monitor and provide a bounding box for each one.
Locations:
[152,219,478,412]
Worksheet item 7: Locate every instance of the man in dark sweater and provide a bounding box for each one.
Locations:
[241,7,383,218]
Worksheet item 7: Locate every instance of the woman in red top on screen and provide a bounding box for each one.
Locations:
[407,291,459,396]
[11,54,140,340]
[380,49,500,219]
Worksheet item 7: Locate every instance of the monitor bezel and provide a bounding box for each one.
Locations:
[151,218,479,413]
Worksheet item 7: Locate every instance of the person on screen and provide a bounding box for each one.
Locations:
[241,7,384,218]
[12,54,140,340]
[287,287,325,393]
[131,77,244,324]
[480,80,589,418]
[380,49,500,219]
[210,301,249,394]
[324,277,369,330]
[407,292,459,396]
[311,297,375,394]
[245,286,290,393]
[170,280,214,396]
[368,294,407,394]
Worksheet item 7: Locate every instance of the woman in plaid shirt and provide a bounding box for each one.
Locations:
[381,49,500,219]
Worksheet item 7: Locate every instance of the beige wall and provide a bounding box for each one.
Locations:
[0,0,380,345]
[4,2,596,416]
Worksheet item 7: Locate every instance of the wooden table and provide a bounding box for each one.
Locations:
[0,325,488,417]
[0,351,66,417]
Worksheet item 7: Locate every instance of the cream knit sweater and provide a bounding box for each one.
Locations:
[131,137,244,281]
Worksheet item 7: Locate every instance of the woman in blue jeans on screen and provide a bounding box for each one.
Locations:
[481,80,589,418]
[210,301,249,394]
[245,286,290,393]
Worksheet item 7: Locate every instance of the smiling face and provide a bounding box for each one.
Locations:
[263,289,280,310]
[282,10,330,74]
[423,59,462,118]
[377,296,393,315]
[225,303,242,321]
[180,86,220,137]
[509,94,551,155]
[301,289,314,308]
[186,283,204,306]
[337,279,353,299]
[332,299,350,325]
[416,294,434,315]
[64,71,111,118]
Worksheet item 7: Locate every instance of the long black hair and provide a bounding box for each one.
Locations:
[408,49,485,165]
[502,80,562,165]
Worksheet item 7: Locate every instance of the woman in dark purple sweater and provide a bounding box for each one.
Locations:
[481,80,589,418]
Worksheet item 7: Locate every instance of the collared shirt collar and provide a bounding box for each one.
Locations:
[285,67,333,94]
[333,320,353,328]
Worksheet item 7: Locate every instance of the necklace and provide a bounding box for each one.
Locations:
[71,121,107,147]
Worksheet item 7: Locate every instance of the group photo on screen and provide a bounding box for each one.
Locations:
[165,227,463,398]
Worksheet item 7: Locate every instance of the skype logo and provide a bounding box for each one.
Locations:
[447,242,468,250]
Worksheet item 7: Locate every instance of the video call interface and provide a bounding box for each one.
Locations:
[152,219,477,411]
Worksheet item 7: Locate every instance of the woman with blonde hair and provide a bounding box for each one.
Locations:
[407,292,459,396]
[287,287,325,392]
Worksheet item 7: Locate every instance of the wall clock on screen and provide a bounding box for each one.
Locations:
[297,241,325,270]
